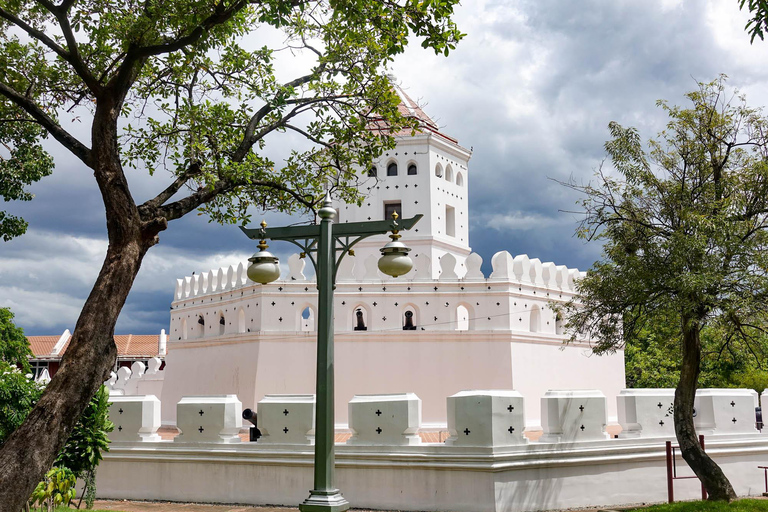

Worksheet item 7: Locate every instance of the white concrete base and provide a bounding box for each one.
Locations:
[97,435,768,512]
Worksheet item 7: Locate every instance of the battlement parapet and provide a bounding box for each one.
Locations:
[168,251,587,341]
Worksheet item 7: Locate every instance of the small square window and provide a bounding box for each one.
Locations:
[384,202,402,220]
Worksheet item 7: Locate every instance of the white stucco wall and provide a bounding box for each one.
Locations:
[159,331,625,430]
[97,435,768,511]
[509,340,626,428]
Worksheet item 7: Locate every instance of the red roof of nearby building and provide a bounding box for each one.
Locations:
[28,333,161,359]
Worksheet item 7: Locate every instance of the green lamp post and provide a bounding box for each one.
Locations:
[241,195,421,512]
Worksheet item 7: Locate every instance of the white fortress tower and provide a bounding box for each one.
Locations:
[159,84,626,432]
[342,83,471,278]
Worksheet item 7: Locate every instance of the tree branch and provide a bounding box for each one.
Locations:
[157,176,314,222]
[138,162,203,215]
[0,6,100,94]
[0,82,91,166]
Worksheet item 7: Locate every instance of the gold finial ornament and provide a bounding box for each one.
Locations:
[391,211,399,220]
[261,220,267,228]
[349,249,355,256]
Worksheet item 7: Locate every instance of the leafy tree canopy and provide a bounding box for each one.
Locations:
[0,307,32,373]
[0,0,464,239]
[0,361,43,444]
[560,76,768,500]
[739,0,768,43]
[564,77,768,358]
[625,311,768,392]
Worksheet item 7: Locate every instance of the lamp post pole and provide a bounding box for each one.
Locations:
[241,197,421,512]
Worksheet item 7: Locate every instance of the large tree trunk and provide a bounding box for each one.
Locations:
[674,316,737,501]
[0,237,148,512]
[0,97,161,511]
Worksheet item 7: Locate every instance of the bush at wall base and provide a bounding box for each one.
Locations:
[29,466,76,511]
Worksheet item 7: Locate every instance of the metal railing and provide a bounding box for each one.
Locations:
[665,435,707,503]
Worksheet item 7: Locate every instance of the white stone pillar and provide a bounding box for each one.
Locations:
[446,390,526,447]
[347,393,421,446]
[109,395,161,442]
[617,388,676,438]
[257,394,315,445]
[540,390,609,443]
[175,395,242,443]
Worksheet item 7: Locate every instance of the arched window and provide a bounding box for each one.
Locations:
[456,305,469,331]
[445,165,454,183]
[301,306,316,332]
[456,172,464,187]
[181,318,188,340]
[368,166,377,177]
[435,163,443,177]
[402,305,418,330]
[530,305,541,333]
[218,312,225,335]
[407,163,417,175]
[238,308,246,333]
[353,307,368,331]
[387,162,398,176]
[193,315,204,338]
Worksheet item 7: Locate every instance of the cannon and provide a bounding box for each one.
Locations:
[243,408,262,442]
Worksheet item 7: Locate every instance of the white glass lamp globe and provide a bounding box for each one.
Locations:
[247,249,281,284]
[378,240,413,277]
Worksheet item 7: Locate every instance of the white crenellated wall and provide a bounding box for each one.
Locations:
[168,251,586,340]
[161,250,617,429]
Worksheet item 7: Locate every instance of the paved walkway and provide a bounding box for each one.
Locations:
[95,501,291,512]
[93,499,638,512]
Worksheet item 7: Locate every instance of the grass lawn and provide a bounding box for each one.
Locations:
[628,499,768,511]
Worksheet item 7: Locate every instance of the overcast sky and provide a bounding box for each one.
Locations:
[3,0,768,336]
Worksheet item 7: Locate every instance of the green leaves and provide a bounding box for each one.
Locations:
[0,307,32,373]
[30,466,77,510]
[55,385,114,477]
[562,77,768,370]
[0,361,43,445]
[0,0,462,236]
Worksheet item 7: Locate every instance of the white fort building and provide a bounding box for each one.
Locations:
[97,85,766,512]
[159,84,626,431]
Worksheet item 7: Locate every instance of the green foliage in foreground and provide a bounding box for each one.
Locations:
[625,315,768,393]
[629,499,768,511]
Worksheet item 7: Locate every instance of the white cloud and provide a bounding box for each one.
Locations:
[476,211,561,232]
